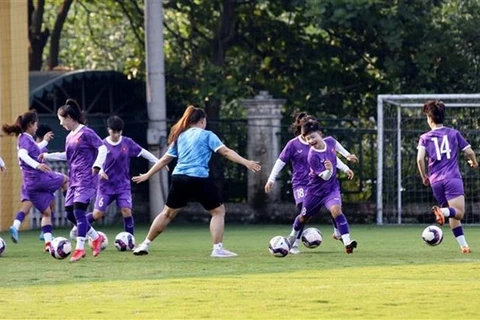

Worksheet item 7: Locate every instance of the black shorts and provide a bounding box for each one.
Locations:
[166,175,223,211]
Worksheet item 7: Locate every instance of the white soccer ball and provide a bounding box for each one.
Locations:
[88,231,108,251]
[268,235,290,258]
[50,237,72,260]
[301,227,323,249]
[422,225,443,246]
[0,237,6,257]
[114,232,135,251]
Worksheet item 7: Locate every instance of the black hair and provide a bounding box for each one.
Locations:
[106,115,125,132]
[301,120,322,137]
[291,111,317,136]
[2,111,38,136]
[58,99,86,124]
[423,100,445,124]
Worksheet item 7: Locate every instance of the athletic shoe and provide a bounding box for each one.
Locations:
[211,248,238,258]
[345,240,358,254]
[461,246,472,253]
[133,242,150,256]
[289,245,301,254]
[39,232,44,241]
[9,226,18,243]
[70,249,86,262]
[431,205,445,225]
[44,242,52,253]
[91,233,105,257]
[332,233,343,243]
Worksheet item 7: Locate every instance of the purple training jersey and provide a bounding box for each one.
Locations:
[306,136,340,197]
[417,127,470,184]
[65,126,104,188]
[98,136,142,195]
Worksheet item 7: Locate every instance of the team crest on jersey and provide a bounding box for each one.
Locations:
[297,150,303,154]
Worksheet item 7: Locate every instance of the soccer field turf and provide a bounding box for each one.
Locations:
[1,224,479,319]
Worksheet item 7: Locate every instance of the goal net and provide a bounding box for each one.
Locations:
[377,94,480,225]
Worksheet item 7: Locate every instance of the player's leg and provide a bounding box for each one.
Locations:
[9,199,33,243]
[117,191,134,235]
[287,194,321,248]
[289,203,304,254]
[326,192,357,254]
[447,195,470,253]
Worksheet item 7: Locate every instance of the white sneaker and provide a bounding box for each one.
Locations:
[133,242,150,256]
[289,245,301,254]
[211,248,238,258]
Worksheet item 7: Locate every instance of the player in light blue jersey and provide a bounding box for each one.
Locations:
[417,100,478,253]
[132,105,261,257]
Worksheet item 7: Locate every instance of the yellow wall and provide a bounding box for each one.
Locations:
[0,2,28,231]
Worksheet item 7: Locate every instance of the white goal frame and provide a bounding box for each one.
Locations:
[377,94,480,225]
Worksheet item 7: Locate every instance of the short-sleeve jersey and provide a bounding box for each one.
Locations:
[306,136,340,197]
[417,127,470,184]
[167,127,224,178]
[17,133,41,181]
[278,136,311,190]
[98,136,142,194]
[65,126,104,187]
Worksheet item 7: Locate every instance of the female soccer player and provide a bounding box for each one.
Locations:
[8,124,55,242]
[264,112,358,253]
[2,111,68,251]
[416,100,478,253]
[285,120,357,254]
[42,99,107,262]
[80,115,158,235]
[132,105,261,257]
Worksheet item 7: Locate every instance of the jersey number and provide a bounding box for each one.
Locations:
[431,135,451,160]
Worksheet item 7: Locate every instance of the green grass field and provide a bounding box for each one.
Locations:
[1,224,480,319]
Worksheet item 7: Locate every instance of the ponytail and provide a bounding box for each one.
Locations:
[2,111,38,137]
[168,105,206,144]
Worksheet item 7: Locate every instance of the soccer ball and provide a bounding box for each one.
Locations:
[50,237,72,260]
[0,237,6,257]
[88,231,108,251]
[268,235,290,258]
[422,225,443,246]
[301,227,323,249]
[114,232,135,251]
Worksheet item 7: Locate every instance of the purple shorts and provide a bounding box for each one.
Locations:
[300,189,342,218]
[65,186,97,206]
[292,186,307,205]
[26,172,65,212]
[431,178,464,207]
[20,185,29,202]
[94,191,132,211]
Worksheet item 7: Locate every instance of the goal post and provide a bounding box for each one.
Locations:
[377,94,480,225]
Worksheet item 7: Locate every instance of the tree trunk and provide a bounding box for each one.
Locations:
[28,0,49,71]
[47,0,73,70]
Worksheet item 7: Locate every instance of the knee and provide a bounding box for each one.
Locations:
[210,206,225,217]
[121,208,132,217]
[330,206,342,217]
[164,209,178,220]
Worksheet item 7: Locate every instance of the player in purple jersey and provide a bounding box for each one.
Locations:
[132,105,261,257]
[265,113,358,253]
[417,100,478,253]
[80,116,158,235]
[2,111,68,252]
[285,120,357,254]
[8,124,57,243]
[42,99,107,262]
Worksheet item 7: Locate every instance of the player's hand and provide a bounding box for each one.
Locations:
[36,163,51,172]
[246,160,261,172]
[422,176,430,186]
[99,170,109,180]
[468,160,478,168]
[38,153,46,161]
[0,165,6,174]
[265,181,274,193]
[132,173,149,183]
[345,169,354,180]
[92,167,100,176]
[324,160,333,170]
[346,154,359,163]
[43,131,54,142]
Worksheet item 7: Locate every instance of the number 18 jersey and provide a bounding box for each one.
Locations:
[417,126,470,184]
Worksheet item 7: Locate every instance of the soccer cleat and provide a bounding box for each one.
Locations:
[461,246,472,253]
[39,232,44,241]
[9,226,19,244]
[44,242,52,253]
[91,233,105,257]
[431,205,445,225]
[289,245,301,254]
[133,242,150,256]
[332,233,344,243]
[70,249,86,262]
[211,248,238,258]
[345,240,358,254]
